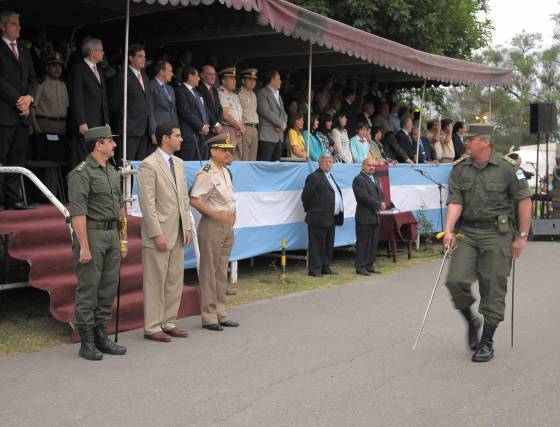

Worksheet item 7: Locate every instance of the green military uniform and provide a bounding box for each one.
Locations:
[68,154,124,329]
[445,153,531,326]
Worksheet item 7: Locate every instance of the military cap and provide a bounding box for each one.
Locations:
[206,132,236,149]
[45,52,64,65]
[240,68,258,80]
[218,67,237,79]
[464,123,495,138]
[84,125,118,141]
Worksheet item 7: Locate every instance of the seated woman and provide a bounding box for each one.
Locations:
[286,112,308,160]
[350,122,371,163]
[302,113,323,161]
[315,113,336,157]
[331,112,352,163]
[370,126,396,165]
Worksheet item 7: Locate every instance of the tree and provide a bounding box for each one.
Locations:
[292,0,492,59]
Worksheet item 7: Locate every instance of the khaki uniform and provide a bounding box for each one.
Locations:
[191,160,236,326]
[445,153,531,326]
[218,86,243,155]
[34,78,69,134]
[68,155,124,328]
[238,87,259,161]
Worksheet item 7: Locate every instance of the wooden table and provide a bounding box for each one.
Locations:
[379,211,418,262]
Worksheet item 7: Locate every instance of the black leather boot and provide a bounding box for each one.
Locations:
[94,323,127,355]
[78,328,103,361]
[472,323,496,362]
[460,308,482,350]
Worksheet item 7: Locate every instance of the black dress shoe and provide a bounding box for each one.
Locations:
[366,267,381,274]
[219,320,239,327]
[356,269,371,276]
[322,268,338,275]
[6,202,38,210]
[308,271,323,277]
[203,323,224,331]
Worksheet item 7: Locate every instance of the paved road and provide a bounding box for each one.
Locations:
[1,242,559,427]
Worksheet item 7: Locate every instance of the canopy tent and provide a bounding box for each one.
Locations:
[2,0,512,88]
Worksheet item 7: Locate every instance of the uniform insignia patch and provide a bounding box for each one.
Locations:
[516,169,527,181]
[75,161,87,172]
[202,163,211,172]
[503,155,518,166]
[453,155,469,166]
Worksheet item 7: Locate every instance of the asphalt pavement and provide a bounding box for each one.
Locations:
[0,241,559,427]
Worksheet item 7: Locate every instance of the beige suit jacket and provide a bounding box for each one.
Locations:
[138,150,192,248]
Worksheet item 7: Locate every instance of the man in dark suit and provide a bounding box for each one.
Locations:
[395,116,419,162]
[452,121,466,160]
[352,158,386,275]
[0,11,37,210]
[382,131,413,164]
[68,37,110,167]
[149,61,178,130]
[301,152,344,277]
[110,44,154,161]
[175,66,210,161]
[197,64,223,159]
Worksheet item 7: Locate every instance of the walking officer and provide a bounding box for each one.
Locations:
[442,123,531,363]
[189,133,240,331]
[67,125,128,360]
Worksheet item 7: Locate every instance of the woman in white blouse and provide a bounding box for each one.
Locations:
[331,112,353,163]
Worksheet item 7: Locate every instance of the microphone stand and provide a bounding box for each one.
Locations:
[412,167,448,232]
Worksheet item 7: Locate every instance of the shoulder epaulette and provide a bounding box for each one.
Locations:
[202,163,212,173]
[73,161,87,173]
[453,155,469,166]
[502,155,518,166]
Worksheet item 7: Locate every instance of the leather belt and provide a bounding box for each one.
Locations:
[36,115,67,122]
[87,219,118,230]
[245,123,258,128]
[461,220,497,229]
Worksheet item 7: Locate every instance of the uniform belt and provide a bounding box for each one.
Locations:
[245,123,258,128]
[87,219,119,230]
[36,115,67,122]
[461,220,497,229]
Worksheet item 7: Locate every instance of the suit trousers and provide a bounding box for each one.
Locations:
[142,231,185,334]
[127,134,151,161]
[241,126,258,161]
[307,223,335,274]
[257,140,282,162]
[355,222,380,271]
[198,216,234,325]
[0,123,29,205]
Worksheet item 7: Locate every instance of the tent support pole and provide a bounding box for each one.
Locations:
[415,80,427,250]
[122,0,130,169]
[488,85,492,121]
[306,41,312,160]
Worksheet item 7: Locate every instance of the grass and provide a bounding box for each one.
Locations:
[0,244,441,357]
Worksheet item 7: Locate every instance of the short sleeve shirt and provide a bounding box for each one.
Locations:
[218,86,243,124]
[190,160,236,213]
[67,155,124,220]
[447,153,531,222]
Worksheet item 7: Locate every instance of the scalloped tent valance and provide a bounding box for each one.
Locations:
[132,0,512,87]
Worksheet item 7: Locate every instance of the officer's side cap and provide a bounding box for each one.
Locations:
[206,132,235,149]
[464,123,495,138]
[84,125,118,141]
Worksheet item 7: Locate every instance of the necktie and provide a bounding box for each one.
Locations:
[168,157,177,183]
[10,42,18,61]
[209,87,215,105]
[92,64,101,83]
[137,72,144,91]
[193,91,209,124]
[162,84,171,102]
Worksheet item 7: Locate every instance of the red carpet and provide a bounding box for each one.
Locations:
[0,205,200,341]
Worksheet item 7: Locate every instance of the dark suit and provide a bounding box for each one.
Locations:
[352,171,386,272]
[0,40,37,206]
[396,129,417,161]
[452,132,466,160]
[68,60,110,166]
[110,68,154,161]
[149,78,178,129]
[30,47,45,79]
[175,83,209,160]
[381,132,409,163]
[197,82,223,129]
[301,168,344,275]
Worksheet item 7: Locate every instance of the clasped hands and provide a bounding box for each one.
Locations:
[16,95,33,117]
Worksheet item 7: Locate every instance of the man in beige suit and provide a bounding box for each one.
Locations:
[138,121,192,342]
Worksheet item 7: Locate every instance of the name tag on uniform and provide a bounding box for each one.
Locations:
[46,134,60,141]
[516,169,526,181]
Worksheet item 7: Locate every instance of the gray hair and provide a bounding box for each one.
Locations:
[319,152,333,160]
[0,10,19,27]
[82,37,102,58]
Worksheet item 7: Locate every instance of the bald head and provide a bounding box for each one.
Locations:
[362,157,376,175]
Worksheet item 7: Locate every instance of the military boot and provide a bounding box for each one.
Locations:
[94,323,127,355]
[460,308,482,350]
[78,328,103,361]
[472,323,496,363]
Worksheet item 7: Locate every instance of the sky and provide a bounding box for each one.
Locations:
[484,0,558,47]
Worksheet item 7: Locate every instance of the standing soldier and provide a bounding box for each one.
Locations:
[67,125,128,360]
[443,124,531,363]
[238,68,259,161]
[189,134,240,331]
[218,67,245,158]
